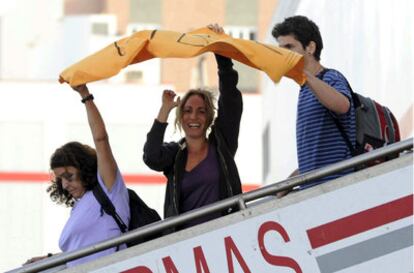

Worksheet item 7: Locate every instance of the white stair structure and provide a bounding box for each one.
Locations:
[7,139,413,273]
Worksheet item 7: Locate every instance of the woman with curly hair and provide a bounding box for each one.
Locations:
[25,84,129,267]
[47,142,98,207]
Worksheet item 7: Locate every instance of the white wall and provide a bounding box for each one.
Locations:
[0,5,161,86]
[0,0,64,79]
[0,81,262,182]
[262,0,414,184]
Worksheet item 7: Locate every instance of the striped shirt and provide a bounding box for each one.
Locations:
[296,69,356,189]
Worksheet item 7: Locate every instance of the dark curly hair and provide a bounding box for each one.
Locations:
[272,15,323,61]
[47,141,97,207]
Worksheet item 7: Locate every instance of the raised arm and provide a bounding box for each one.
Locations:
[304,70,350,114]
[207,24,243,155]
[72,84,117,191]
[156,90,180,123]
[214,54,243,155]
[143,90,180,171]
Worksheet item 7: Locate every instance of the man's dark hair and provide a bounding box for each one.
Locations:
[272,15,323,61]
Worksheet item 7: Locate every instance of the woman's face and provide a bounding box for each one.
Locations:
[181,94,208,139]
[52,166,86,199]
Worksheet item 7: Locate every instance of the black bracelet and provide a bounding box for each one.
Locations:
[47,253,53,257]
[81,94,94,103]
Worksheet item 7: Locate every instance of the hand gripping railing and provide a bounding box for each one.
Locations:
[7,138,413,273]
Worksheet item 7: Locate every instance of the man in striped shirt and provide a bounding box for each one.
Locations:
[272,15,356,191]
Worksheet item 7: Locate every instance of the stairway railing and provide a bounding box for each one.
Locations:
[7,138,413,273]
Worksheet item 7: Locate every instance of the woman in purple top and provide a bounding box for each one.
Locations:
[24,84,129,267]
[143,24,243,230]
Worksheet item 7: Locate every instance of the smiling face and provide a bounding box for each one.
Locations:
[181,94,208,139]
[52,166,86,199]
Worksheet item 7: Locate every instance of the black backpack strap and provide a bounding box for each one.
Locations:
[92,183,128,233]
[318,68,357,156]
[329,112,357,156]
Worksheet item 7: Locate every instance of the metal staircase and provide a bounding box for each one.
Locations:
[7,138,413,273]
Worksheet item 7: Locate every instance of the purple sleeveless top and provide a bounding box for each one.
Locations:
[179,144,221,228]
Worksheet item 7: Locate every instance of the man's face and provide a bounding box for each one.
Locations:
[276,35,306,55]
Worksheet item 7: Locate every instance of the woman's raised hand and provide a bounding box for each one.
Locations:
[157,90,180,123]
[161,89,180,111]
[71,84,89,97]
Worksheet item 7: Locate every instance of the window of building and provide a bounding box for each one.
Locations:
[126,23,159,35]
[125,70,143,83]
[224,26,259,93]
[224,26,257,40]
[91,22,109,35]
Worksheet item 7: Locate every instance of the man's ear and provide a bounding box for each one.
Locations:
[305,41,316,55]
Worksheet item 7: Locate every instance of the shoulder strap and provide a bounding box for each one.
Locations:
[329,112,357,156]
[92,183,128,233]
[318,68,356,156]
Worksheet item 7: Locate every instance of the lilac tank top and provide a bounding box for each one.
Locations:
[59,168,130,267]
